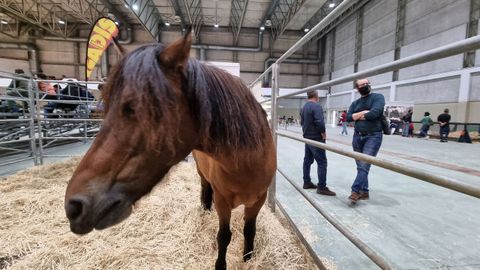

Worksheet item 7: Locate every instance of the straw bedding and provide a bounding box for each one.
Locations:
[0,158,336,269]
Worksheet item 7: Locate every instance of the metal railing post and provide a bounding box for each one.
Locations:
[268,63,280,211]
[83,83,88,144]
[27,79,38,165]
[35,86,44,165]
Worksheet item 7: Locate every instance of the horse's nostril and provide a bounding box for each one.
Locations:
[66,197,88,221]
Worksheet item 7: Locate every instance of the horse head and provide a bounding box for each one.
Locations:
[64,33,199,234]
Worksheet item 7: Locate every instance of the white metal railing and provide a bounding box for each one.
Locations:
[248,1,480,268]
[0,73,103,166]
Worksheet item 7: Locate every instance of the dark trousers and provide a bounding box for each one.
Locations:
[440,125,450,142]
[418,124,429,137]
[303,140,327,189]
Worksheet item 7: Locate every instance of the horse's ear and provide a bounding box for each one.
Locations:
[159,32,192,71]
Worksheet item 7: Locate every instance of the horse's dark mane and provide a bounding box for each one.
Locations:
[102,43,270,155]
[185,58,270,154]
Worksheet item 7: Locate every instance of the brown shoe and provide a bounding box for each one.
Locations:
[317,187,336,196]
[303,182,317,189]
[359,191,369,200]
[349,192,360,202]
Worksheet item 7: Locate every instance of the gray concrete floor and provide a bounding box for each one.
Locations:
[1,128,479,269]
[277,125,480,269]
[0,141,92,176]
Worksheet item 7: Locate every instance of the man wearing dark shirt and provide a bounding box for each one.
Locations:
[402,109,412,137]
[346,78,385,202]
[300,90,336,196]
[437,108,451,142]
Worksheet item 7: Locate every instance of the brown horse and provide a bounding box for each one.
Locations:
[64,33,276,270]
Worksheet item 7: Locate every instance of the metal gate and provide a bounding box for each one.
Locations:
[0,72,103,167]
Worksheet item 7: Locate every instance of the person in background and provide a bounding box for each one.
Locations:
[8,69,30,90]
[35,73,57,117]
[402,109,412,137]
[418,112,433,138]
[300,90,336,196]
[346,78,385,203]
[288,115,294,125]
[457,129,472,143]
[6,69,31,111]
[340,110,348,136]
[92,83,105,113]
[36,73,56,97]
[437,108,451,142]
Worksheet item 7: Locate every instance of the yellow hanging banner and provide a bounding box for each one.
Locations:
[85,17,119,80]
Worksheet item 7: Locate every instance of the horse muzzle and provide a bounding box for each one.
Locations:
[65,191,133,234]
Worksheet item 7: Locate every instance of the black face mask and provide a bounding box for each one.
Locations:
[358,84,371,96]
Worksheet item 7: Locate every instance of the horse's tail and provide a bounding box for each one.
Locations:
[200,177,213,211]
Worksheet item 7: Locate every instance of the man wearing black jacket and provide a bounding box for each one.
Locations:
[437,108,451,142]
[347,78,385,202]
[300,90,336,196]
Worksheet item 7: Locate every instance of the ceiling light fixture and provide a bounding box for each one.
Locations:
[304,28,309,32]
[260,26,265,31]
[132,4,139,11]
[58,20,65,25]
[165,22,171,26]
[124,4,128,8]
[329,2,335,8]
[1,20,8,25]
[213,2,219,29]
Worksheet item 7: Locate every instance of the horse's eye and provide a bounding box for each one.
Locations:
[122,102,135,117]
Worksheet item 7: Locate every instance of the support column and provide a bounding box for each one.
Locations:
[101,47,109,78]
[392,0,406,81]
[326,94,333,126]
[199,48,206,61]
[458,71,472,123]
[390,84,397,103]
[74,42,80,79]
[354,7,364,73]
[328,31,336,93]
[463,0,480,68]
[302,43,309,87]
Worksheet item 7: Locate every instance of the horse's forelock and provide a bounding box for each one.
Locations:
[101,44,180,152]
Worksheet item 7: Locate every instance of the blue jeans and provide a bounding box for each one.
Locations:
[402,122,410,137]
[303,140,327,189]
[418,124,429,137]
[351,131,383,193]
[341,122,348,135]
[440,125,450,141]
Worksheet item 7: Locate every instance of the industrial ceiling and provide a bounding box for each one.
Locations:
[0,0,345,43]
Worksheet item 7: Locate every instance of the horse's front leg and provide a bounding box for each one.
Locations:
[214,193,232,270]
[243,192,267,261]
